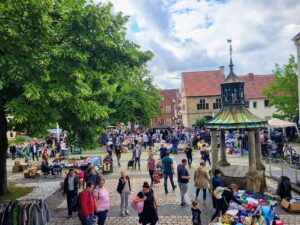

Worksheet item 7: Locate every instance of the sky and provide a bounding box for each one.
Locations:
[99,0,300,89]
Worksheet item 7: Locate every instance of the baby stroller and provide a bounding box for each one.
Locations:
[102,155,113,174]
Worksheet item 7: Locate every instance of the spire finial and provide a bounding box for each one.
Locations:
[227,38,234,75]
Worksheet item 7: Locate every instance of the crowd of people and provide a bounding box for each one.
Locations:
[8,127,284,225]
[59,127,248,225]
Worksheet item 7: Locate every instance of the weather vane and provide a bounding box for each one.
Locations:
[227,38,234,74]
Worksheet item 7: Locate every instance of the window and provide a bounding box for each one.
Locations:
[182,104,185,111]
[161,95,164,101]
[160,118,164,124]
[245,101,249,108]
[166,117,171,125]
[213,98,222,109]
[264,100,269,107]
[197,99,209,110]
[165,105,171,113]
[253,101,257,108]
[10,132,13,138]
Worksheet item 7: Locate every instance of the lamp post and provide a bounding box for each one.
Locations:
[292,32,300,125]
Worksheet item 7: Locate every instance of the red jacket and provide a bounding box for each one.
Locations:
[79,191,95,218]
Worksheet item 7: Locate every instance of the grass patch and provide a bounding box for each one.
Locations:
[0,185,33,201]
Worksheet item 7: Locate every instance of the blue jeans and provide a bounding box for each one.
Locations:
[163,173,175,193]
[96,210,108,225]
[79,214,93,225]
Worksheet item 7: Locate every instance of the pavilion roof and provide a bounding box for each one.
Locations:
[205,105,268,130]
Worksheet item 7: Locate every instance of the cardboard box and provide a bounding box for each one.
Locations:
[281,199,300,213]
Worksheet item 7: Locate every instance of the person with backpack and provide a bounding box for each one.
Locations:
[78,181,95,225]
[117,171,131,216]
[63,169,79,219]
[93,178,109,225]
[211,184,241,222]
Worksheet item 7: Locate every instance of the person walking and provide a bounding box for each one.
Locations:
[78,181,95,225]
[147,154,156,187]
[212,169,224,208]
[162,151,177,194]
[117,171,131,216]
[194,162,210,204]
[136,182,159,225]
[177,159,190,206]
[159,144,168,159]
[115,144,122,167]
[185,144,193,168]
[143,133,149,150]
[63,169,79,219]
[133,143,142,170]
[191,201,202,225]
[93,178,109,225]
[87,168,101,187]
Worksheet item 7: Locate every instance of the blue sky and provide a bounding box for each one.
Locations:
[101,0,300,88]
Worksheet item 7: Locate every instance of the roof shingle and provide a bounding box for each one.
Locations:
[182,71,275,99]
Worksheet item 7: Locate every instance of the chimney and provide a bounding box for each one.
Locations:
[248,73,254,81]
[219,66,225,75]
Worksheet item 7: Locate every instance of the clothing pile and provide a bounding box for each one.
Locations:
[0,200,51,225]
[212,191,283,225]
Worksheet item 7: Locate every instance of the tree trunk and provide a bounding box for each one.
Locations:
[0,99,8,196]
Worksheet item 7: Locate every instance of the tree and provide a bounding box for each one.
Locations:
[195,117,207,128]
[110,66,161,130]
[0,0,155,195]
[264,55,298,120]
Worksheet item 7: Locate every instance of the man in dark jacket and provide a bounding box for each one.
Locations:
[64,169,79,218]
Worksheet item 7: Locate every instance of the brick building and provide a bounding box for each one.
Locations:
[180,67,277,127]
[152,89,180,128]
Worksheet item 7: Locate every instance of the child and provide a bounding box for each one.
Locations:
[191,200,202,225]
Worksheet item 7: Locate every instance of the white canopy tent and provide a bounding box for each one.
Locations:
[268,118,299,136]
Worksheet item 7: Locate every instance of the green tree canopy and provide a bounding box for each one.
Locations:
[263,55,298,120]
[0,0,158,195]
[110,66,161,128]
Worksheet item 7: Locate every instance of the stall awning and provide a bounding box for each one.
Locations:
[268,118,299,135]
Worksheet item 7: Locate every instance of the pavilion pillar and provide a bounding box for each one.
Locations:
[246,129,261,192]
[211,130,219,170]
[219,130,230,166]
[255,129,265,170]
[248,130,257,174]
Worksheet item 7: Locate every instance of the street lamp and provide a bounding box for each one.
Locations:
[292,32,300,125]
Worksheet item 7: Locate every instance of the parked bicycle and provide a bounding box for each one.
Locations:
[263,140,297,164]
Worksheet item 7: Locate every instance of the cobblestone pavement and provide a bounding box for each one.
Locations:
[7,149,300,225]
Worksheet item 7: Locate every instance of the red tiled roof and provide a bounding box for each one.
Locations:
[182,71,275,99]
[182,70,225,97]
[240,74,275,99]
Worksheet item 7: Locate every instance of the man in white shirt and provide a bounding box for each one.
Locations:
[142,133,149,149]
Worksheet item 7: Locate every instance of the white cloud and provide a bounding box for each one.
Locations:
[101,0,300,88]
